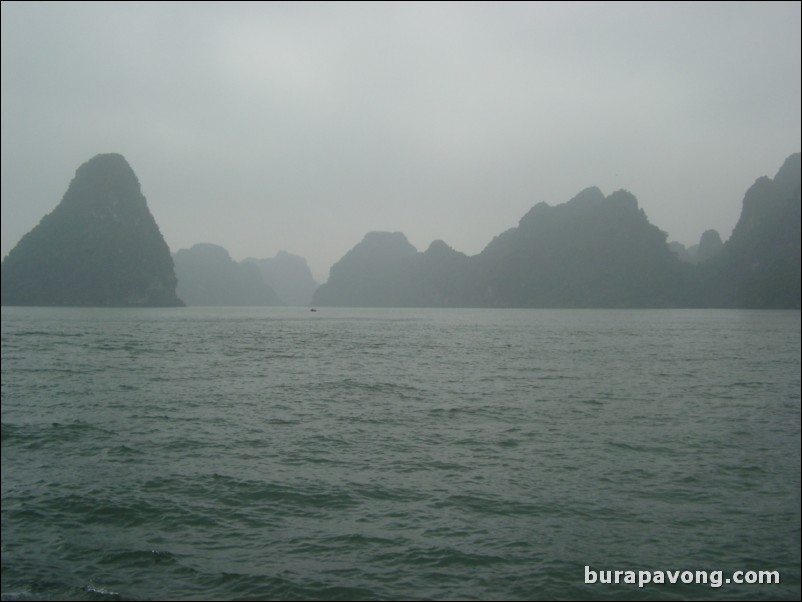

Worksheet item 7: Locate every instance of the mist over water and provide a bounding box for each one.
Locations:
[2,307,800,600]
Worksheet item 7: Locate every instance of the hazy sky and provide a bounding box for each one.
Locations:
[2,1,800,282]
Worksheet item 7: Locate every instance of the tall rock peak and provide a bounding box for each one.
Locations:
[1,153,183,307]
[714,152,801,307]
[57,154,143,213]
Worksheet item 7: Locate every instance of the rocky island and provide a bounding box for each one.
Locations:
[1,153,183,307]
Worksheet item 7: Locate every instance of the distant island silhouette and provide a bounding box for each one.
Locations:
[1,153,183,307]
[2,152,799,309]
[315,153,800,309]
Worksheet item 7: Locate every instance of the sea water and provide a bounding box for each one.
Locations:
[2,307,800,600]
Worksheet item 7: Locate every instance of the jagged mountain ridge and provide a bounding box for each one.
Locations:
[473,188,693,307]
[3,152,797,309]
[314,153,800,309]
[313,188,694,308]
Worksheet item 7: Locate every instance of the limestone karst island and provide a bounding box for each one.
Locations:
[1,152,800,309]
[1,154,183,307]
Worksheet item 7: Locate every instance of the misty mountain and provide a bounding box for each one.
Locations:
[0,153,183,307]
[472,188,693,307]
[700,153,801,308]
[314,153,800,308]
[243,251,318,306]
[418,240,475,306]
[671,229,723,264]
[313,232,421,307]
[313,233,476,307]
[669,241,694,263]
[174,243,282,306]
[314,188,693,308]
[695,229,724,263]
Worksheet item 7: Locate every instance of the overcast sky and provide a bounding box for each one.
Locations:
[2,1,800,282]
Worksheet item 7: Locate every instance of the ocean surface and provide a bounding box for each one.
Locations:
[1,306,800,601]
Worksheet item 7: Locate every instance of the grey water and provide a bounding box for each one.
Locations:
[1,306,800,601]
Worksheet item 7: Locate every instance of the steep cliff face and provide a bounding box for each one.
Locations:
[706,153,801,307]
[1,153,183,307]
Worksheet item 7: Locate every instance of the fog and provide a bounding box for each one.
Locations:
[2,1,799,282]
